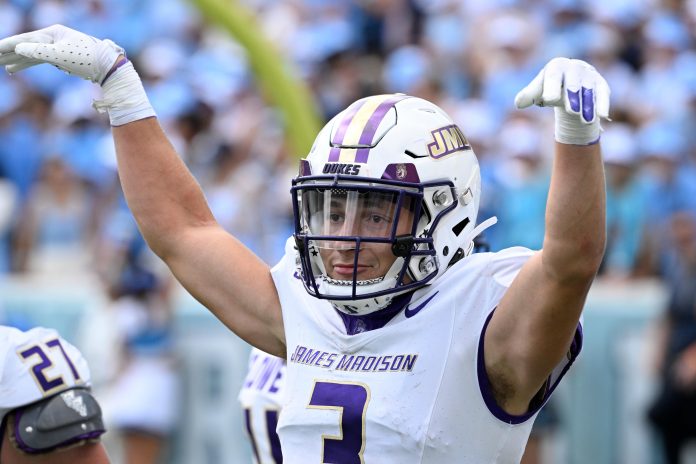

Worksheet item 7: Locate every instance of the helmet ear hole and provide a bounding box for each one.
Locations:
[443,246,449,256]
[452,218,470,236]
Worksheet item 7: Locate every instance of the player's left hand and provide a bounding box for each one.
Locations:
[514,57,610,145]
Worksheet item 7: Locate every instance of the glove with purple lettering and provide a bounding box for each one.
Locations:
[514,57,610,145]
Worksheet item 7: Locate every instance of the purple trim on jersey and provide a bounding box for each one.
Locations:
[336,291,414,335]
[354,96,407,163]
[477,308,583,425]
[12,407,105,454]
[381,163,421,183]
[328,99,367,161]
[265,409,283,463]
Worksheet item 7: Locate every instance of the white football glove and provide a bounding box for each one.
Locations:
[515,57,610,146]
[0,24,155,126]
[0,24,122,83]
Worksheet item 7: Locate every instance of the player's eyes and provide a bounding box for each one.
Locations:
[364,213,390,226]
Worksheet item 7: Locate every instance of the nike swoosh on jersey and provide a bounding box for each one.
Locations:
[404,291,439,318]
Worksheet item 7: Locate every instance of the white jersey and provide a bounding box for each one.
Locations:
[239,348,286,464]
[0,326,91,424]
[273,246,582,463]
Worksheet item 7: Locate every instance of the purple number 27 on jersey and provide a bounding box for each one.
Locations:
[18,338,80,393]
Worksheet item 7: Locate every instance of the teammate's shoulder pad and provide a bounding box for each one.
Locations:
[12,387,105,454]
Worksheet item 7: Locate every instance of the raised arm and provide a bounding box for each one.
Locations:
[111,119,286,357]
[484,58,609,414]
[0,25,285,357]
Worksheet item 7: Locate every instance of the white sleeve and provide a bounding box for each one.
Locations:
[489,246,536,287]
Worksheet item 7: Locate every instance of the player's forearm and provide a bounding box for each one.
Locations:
[112,119,217,258]
[512,58,609,282]
[543,142,606,281]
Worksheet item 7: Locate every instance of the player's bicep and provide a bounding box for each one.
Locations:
[485,252,590,407]
[164,224,286,357]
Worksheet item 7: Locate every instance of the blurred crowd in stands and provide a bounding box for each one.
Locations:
[1,0,696,462]
[1,0,695,281]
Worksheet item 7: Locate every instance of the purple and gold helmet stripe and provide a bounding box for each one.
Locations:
[328,95,408,163]
[328,98,368,162]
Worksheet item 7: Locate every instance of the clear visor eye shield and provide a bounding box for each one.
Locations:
[291,175,458,301]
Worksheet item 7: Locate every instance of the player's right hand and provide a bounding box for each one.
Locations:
[0,24,122,84]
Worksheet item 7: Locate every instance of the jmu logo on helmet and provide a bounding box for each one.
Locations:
[427,125,470,159]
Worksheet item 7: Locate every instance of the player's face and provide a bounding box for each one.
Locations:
[309,191,415,281]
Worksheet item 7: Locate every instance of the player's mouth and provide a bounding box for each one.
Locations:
[330,263,372,277]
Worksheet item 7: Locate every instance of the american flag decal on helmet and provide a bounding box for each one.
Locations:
[328,94,408,163]
[427,124,470,159]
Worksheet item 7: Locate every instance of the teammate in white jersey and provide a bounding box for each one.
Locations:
[239,348,285,464]
[0,25,609,462]
[0,325,109,464]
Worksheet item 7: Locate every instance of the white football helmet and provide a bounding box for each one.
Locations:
[292,94,490,315]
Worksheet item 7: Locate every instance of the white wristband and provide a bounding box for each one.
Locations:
[92,61,156,126]
[554,107,600,145]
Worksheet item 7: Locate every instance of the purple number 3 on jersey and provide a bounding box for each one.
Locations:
[308,381,370,464]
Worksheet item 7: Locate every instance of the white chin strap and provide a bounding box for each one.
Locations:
[330,294,394,315]
[320,273,399,316]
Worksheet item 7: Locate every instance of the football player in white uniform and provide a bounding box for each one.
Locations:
[0,325,108,464]
[0,25,609,462]
[239,348,285,464]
